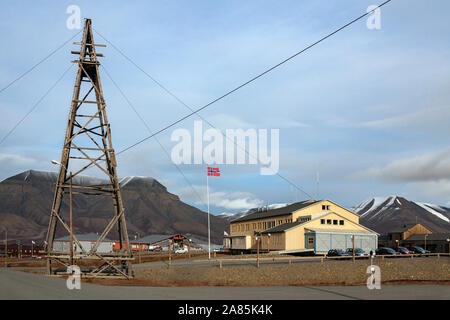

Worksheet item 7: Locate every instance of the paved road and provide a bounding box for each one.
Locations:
[0,269,449,300]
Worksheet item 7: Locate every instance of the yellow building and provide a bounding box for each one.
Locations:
[223,200,378,254]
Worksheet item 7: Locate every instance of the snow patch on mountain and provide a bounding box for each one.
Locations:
[355,195,450,224]
[217,203,290,220]
[415,202,450,223]
[355,196,398,218]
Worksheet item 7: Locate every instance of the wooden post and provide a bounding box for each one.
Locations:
[256,237,260,268]
[289,258,292,265]
[168,239,172,266]
[69,172,73,266]
[219,260,222,270]
[352,235,355,262]
[321,257,324,264]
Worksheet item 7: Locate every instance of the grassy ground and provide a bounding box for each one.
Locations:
[128,257,450,286]
[8,255,450,287]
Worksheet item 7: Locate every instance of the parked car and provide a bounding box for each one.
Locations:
[409,246,430,254]
[396,246,413,255]
[151,246,162,252]
[327,249,350,257]
[345,248,368,256]
[376,247,399,255]
[213,247,229,253]
[175,247,188,254]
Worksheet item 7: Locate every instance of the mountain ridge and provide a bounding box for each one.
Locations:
[0,169,228,244]
[353,195,450,234]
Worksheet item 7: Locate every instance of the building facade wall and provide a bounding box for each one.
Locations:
[230,214,293,236]
[403,224,432,240]
[291,200,359,224]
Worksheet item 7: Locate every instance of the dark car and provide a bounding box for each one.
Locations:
[345,248,368,256]
[376,247,399,255]
[327,249,350,257]
[409,246,430,254]
[396,246,413,255]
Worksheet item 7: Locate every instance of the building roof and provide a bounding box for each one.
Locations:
[231,200,318,223]
[55,233,112,241]
[389,224,419,234]
[260,211,378,235]
[139,234,174,243]
[406,233,450,241]
[138,234,221,246]
[305,227,374,235]
[261,221,305,234]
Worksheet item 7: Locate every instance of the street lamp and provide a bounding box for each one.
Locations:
[446,238,449,254]
[188,239,192,259]
[267,233,271,253]
[2,227,6,267]
[51,160,74,265]
[135,233,141,264]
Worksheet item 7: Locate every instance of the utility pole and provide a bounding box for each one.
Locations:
[45,19,132,278]
[206,170,211,260]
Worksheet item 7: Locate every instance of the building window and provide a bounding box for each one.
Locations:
[339,220,344,225]
[321,219,325,225]
[327,219,331,225]
[322,205,330,210]
[333,220,338,225]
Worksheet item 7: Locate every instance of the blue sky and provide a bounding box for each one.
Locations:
[1,0,450,214]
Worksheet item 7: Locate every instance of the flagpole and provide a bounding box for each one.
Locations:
[207,169,211,260]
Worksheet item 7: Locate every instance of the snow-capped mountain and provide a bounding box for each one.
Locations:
[217,203,290,221]
[353,195,450,234]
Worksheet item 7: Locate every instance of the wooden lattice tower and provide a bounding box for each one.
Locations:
[45,19,133,278]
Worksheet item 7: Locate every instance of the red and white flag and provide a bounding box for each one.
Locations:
[207,167,220,177]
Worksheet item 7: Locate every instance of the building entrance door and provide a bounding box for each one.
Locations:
[307,236,315,249]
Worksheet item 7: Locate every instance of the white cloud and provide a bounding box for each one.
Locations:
[177,185,263,211]
[356,148,450,183]
[0,153,37,167]
[358,106,450,135]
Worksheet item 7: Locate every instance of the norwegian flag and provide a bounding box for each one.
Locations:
[207,167,220,176]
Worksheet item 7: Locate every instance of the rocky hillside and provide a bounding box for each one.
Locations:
[0,170,228,244]
[353,195,450,234]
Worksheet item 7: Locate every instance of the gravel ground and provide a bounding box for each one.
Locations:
[133,257,450,286]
